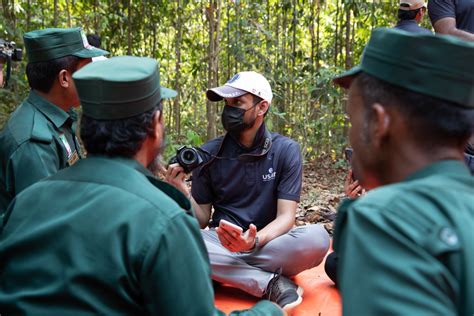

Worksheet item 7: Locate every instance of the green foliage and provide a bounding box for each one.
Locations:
[1,0,410,161]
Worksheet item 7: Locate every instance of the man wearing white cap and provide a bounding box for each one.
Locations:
[394,0,432,33]
[166,71,330,312]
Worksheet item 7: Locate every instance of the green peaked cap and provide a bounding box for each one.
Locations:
[334,28,474,108]
[73,56,177,120]
[24,27,108,62]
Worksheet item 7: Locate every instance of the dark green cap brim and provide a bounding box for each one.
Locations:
[73,56,176,120]
[73,47,109,60]
[333,65,361,89]
[334,28,474,108]
[161,86,178,99]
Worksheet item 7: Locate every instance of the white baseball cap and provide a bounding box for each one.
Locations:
[206,71,273,103]
[399,0,426,10]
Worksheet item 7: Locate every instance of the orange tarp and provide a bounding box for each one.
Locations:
[215,253,341,315]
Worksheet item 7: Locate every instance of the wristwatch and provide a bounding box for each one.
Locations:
[253,236,260,250]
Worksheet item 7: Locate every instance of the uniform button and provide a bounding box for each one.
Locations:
[439,227,459,247]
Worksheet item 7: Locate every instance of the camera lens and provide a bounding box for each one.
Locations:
[181,148,196,164]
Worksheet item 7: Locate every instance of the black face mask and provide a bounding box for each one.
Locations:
[221,101,259,135]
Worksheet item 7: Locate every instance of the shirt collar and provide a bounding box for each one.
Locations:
[109,156,154,177]
[27,90,70,129]
[333,159,470,253]
[227,123,271,154]
[397,19,418,26]
[404,159,471,182]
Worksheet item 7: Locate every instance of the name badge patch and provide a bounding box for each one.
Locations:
[68,151,80,166]
[58,133,72,157]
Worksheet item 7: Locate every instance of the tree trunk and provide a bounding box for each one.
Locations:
[226,3,230,80]
[127,0,132,55]
[152,18,157,57]
[235,0,241,70]
[265,0,271,75]
[282,5,288,129]
[94,0,99,33]
[316,0,321,71]
[53,0,58,27]
[291,0,297,106]
[206,0,220,140]
[174,0,183,135]
[310,0,315,73]
[345,8,352,70]
[26,0,31,30]
[334,0,339,67]
[2,0,16,30]
[66,0,71,27]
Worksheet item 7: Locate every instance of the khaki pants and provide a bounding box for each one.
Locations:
[201,224,330,297]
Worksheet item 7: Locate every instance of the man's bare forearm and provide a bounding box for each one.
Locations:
[257,199,297,246]
[434,18,474,41]
[189,197,211,229]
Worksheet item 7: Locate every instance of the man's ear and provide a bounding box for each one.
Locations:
[58,69,72,88]
[152,110,163,140]
[258,100,269,116]
[371,103,391,148]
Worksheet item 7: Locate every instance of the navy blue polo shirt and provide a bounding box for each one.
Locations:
[394,20,432,34]
[191,124,302,230]
[428,0,474,33]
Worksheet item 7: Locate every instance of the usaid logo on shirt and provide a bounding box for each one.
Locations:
[262,167,276,182]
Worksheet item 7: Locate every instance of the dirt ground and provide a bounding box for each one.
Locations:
[297,157,348,235]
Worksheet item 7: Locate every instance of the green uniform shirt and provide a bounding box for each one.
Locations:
[0,156,280,316]
[334,160,474,315]
[0,91,83,216]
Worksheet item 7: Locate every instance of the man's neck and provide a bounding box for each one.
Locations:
[238,121,264,148]
[378,144,464,186]
[133,137,157,169]
[35,89,71,112]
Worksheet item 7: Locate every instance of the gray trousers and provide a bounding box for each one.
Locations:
[201,224,330,297]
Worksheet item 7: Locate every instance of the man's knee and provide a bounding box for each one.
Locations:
[281,225,330,270]
[292,224,330,255]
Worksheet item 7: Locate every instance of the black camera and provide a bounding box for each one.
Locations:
[168,146,205,174]
[0,39,22,62]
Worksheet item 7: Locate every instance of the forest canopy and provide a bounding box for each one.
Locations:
[0,0,431,161]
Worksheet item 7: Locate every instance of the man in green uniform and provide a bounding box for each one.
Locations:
[0,56,281,315]
[0,27,108,217]
[333,29,474,315]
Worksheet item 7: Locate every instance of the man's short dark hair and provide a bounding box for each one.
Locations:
[26,55,80,93]
[252,94,263,104]
[86,34,102,49]
[354,72,474,149]
[80,105,162,157]
[398,8,421,20]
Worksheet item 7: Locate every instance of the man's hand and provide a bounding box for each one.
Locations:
[217,223,257,253]
[164,163,190,197]
[344,169,365,199]
[0,61,4,88]
[164,163,212,228]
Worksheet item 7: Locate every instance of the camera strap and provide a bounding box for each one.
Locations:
[196,128,273,174]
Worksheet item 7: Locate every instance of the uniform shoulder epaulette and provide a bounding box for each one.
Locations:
[6,101,53,145]
[30,110,54,143]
